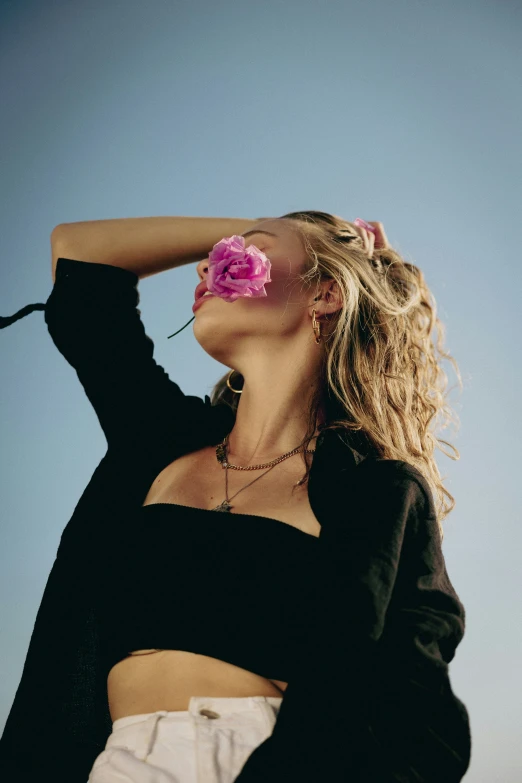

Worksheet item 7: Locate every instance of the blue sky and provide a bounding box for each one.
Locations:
[1,1,520,779]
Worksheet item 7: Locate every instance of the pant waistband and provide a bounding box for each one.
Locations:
[113,695,283,732]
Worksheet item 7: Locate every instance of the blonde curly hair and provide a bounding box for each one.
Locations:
[208,211,462,540]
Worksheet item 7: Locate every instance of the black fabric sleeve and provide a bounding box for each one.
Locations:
[0,491,112,780]
[234,460,471,783]
[44,258,210,457]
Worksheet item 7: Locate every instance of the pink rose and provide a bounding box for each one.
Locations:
[206,235,272,303]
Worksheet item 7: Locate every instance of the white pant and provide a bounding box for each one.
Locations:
[88,695,283,783]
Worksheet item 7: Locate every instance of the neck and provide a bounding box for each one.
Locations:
[225,387,324,466]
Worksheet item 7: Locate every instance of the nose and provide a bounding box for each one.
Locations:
[196,257,209,281]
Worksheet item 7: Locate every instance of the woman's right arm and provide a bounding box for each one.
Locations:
[45,215,257,458]
[51,215,259,282]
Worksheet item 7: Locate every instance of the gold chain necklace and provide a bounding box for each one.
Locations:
[213,433,316,512]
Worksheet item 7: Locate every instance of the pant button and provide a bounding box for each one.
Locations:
[199,709,220,719]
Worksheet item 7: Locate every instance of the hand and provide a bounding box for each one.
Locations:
[353,219,390,257]
[254,216,391,255]
[367,221,390,250]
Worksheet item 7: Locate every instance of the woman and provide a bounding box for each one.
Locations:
[0,212,471,782]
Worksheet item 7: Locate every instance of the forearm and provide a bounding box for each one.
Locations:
[50,216,258,281]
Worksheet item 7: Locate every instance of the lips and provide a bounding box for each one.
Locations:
[196,281,218,302]
[192,294,214,313]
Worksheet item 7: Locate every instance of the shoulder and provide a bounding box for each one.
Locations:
[353,457,437,527]
[357,456,431,493]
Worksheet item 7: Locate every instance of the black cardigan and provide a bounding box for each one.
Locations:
[0,259,472,782]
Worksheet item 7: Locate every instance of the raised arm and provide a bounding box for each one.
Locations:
[46,215,258,455]
[51,215,258,282]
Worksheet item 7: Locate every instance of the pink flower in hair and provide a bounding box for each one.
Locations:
[206,235,272,303]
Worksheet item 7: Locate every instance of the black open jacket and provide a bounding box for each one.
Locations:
[0,258,472,782]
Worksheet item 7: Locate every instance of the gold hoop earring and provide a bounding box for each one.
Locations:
[226,369,243,394]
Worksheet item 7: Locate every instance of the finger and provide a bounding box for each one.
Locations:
[353,218,376,235]
[368,232,375,257]
[352,224,374,258]
[351,224,368,246]
[367,222,390,250]
[363,229,375,258]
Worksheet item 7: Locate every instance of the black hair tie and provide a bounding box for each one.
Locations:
[0,302,46,329]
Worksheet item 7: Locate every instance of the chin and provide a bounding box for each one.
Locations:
[192,327,230,365]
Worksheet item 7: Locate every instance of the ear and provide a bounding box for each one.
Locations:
[313,279,343,317]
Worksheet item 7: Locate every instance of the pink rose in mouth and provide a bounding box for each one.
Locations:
[206,235,272,303]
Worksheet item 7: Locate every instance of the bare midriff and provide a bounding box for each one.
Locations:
[107,649,288,721]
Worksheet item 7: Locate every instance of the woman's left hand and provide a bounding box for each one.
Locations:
[354,218,391,257]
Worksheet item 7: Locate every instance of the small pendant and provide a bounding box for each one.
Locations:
[212,500,233,512]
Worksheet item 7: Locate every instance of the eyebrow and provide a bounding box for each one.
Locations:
[241,230,278,240]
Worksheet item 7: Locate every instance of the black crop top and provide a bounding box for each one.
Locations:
[99,502,321,682]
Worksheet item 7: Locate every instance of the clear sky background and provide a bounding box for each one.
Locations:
[1,1,520,780]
